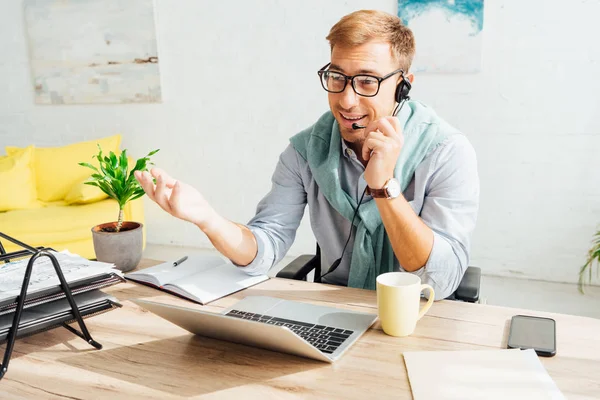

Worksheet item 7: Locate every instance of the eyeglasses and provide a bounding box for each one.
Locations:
[317,63,404,97]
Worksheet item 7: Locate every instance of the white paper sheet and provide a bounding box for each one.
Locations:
[403,348,565,400]
[0,250,120,302]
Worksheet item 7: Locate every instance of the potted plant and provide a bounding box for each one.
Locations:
[80,145,159,272]
[579,229,600,293]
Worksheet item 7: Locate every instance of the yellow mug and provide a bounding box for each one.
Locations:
[376,272,435,337]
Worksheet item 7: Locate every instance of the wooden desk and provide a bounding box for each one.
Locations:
[3,259,600,399]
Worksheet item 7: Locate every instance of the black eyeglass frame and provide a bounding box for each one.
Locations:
[317,62,405,98]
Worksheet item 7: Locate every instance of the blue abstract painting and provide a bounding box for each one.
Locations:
[398,0,484,72]
[24,0,161,104]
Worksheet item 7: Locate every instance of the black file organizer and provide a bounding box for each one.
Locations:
[0,232,102,380]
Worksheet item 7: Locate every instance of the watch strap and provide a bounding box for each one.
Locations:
[366,186,388,198]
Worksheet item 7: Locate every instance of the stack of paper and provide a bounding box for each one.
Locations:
[0,250,125,342]
[403,348,565,400]
[0,250,124,315]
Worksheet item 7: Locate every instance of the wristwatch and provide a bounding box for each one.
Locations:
[367,178,401,199]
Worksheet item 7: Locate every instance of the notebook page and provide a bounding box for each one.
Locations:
[125,254,227,287]
[166,263,268,304]
[403,348,565,400]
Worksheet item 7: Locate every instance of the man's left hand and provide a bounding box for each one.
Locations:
[361,116,404,189]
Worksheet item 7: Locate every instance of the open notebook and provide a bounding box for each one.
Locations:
[125,254,269,305]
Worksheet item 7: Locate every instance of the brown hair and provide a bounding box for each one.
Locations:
[326,10,415,72]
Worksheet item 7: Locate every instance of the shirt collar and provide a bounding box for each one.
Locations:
[341,138,357,160]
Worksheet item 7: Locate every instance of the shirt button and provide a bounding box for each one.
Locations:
[346,149,354,157]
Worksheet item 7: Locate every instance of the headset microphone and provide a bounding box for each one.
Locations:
[352,123,366,130]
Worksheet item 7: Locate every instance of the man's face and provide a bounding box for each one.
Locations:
[327,41,405,145]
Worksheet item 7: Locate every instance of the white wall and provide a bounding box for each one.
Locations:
[1,0,599,285]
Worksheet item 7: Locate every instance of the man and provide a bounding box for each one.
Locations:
[135,10,479,300]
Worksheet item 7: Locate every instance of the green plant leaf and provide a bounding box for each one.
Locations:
[98,157,113,178]
[79,145,159,222]
[578,229,600,294]
[95,180,118,200]
[129,191,146,201]
[109,152,118,168]
[78,162,100,173]
[120,150,128,179]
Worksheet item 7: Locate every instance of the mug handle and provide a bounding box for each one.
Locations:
[417,284,435,320]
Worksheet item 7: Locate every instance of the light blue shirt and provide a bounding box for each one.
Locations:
[240,117,479,300]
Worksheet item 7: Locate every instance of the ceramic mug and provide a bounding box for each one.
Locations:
[376,272,435,337]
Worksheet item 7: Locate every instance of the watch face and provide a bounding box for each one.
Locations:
[386,178,401,198]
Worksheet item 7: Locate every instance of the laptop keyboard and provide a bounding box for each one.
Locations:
[225,309,354,354]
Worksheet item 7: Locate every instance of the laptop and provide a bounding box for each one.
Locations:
[133,296,377,363]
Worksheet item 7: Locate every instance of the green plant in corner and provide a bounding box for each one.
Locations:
[79,145,159,233]
[579,229,600,293]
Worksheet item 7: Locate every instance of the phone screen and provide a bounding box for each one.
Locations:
[507,315,556,356]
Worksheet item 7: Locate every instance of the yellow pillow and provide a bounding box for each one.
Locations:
[6,134,121,202]
[64,179,109,205]
[0,146,39,211]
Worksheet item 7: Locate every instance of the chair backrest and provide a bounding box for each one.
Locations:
[315,242,480,302]
[313,243,322,283]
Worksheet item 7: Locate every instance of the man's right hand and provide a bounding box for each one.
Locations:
[134,168,217,229]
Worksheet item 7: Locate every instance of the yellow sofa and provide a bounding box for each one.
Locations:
[0,135,145,259]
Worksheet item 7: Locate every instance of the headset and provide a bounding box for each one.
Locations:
[321,71,412,281]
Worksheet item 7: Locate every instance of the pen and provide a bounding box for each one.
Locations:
[173,256,188,267]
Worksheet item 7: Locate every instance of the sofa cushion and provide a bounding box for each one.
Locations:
[0,146,39,211]
[6,134,121,202]
[64,179,109,205]
[0,197,145,260]
[0,199,120,244]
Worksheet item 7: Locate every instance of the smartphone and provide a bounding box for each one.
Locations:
[507,315,556,357]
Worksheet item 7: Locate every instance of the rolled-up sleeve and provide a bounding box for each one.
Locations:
[235,144,307,276]
[413,135,480,300]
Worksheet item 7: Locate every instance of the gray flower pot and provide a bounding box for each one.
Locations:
[91,221,143,272]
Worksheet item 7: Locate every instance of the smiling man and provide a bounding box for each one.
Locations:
[135,10,479,300]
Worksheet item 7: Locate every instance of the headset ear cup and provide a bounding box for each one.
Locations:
[395,77,412,103]
[402,77,411,99]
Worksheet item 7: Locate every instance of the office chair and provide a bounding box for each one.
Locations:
[276,244,481,303]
